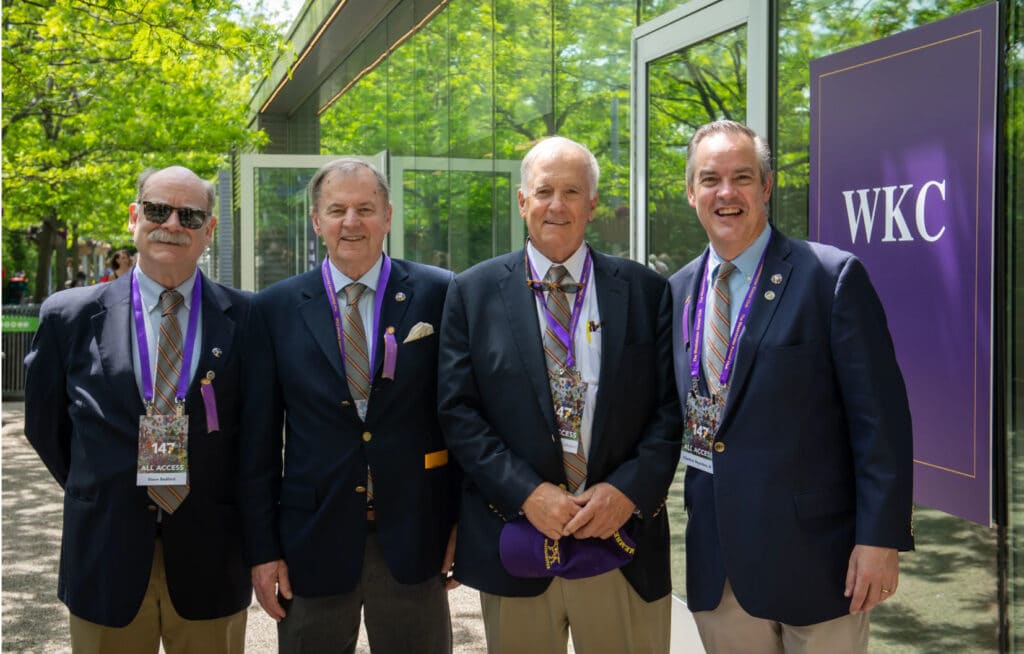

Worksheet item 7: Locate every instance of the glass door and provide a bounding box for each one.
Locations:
[631,0,767,269]
[630,0,767,618]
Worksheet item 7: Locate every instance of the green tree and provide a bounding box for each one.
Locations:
[2,0,284,301]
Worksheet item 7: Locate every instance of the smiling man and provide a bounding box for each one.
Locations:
[24,166,252,653]
[240,158,459,654]
[670,120,914,653]
[438,136,681,653]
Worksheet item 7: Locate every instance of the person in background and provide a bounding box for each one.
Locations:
[101,248,134,282]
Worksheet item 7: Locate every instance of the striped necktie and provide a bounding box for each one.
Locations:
[343,283,371,403]
[704,261,736,395]
[148,289,190,513]
[542,265,587,492]
[343,282,374,507]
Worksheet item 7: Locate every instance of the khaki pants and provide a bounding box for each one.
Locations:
[69,540,246,654]
[692,579,868,654]
[481,569,670,654]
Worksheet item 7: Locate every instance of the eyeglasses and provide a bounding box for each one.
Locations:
[526,279,583,293]
[139,201,208,229]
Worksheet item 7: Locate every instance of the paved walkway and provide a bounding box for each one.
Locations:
[1,401,487,653]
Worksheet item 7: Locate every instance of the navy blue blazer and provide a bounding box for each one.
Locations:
[239,259,459,597]
[670,229,914,626]
[23,273,252,627]
[437,248,682,602]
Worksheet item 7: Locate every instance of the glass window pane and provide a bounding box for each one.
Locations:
[254,168,320,290]
[646,25,747,276]
[554,0,635,256]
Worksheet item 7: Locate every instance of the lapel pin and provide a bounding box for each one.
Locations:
[771,274,783,285]
[212,347,223,358]
[395,292,407,302]
[764,291,776,301]
[206,370,216,380]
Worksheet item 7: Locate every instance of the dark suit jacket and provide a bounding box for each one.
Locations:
[437,247,682,602]
[23,273,252,627]
[670,229,914,626]
[239,259,458,597]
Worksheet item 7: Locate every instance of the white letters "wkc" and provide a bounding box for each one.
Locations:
[841,180,947,244]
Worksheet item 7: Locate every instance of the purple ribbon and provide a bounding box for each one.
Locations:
[527,249,593,370]
[131,270,202,408]
[687,236,771,389]
[382,328,397,380]
[321,254,393,382]
[200,379,219,432]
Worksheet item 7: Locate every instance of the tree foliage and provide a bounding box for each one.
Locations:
[2,0,284,300]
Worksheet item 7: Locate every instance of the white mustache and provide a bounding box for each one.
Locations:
[148,230,190,245]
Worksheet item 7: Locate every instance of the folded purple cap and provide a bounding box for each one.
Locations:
[499,519,636,580]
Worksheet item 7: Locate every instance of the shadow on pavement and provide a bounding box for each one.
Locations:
[2,402,71,653]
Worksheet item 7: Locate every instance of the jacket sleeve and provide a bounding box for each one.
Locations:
[437,276,546,519]
[24,301,73,488]
[237,297,286,564]
[830,256,915,551]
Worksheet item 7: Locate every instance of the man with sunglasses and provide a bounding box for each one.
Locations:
[24,166,252,653]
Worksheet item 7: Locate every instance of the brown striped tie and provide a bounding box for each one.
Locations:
[704,262,736,395]
[148,289,190,513]
[543,265,587,492]
[342,283,371,403]
[343,283,374,505]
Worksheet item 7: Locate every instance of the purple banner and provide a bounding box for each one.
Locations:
[809,3,998,526]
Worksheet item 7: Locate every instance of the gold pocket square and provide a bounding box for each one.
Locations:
[403,321,435,343]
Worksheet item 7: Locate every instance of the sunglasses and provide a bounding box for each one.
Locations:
[139,201,209,229]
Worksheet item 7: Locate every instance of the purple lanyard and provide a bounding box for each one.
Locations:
[131,271,202,407]
[687,240,770,388]
[322,255,392,376]
[528,250,593,370]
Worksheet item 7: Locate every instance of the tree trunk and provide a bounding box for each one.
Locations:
[54,223,69,291]
[32,218,54,303]
[31,211,66,303]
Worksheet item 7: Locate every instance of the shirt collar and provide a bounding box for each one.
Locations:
[135,266,199,314]
[707,223,771,281]
[526,240,589,283]
[329,255,384,294]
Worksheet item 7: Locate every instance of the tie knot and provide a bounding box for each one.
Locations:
[716,262,736,281]
[545,265,570,285]
[159,290,183,317]
[344,282,367,307]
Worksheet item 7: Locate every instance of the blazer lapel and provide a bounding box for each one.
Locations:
[374,259,412,380]
[94,276,146,417]
[589,251,627,457]
[720,232,793,427]
[298,271,348,383]
[188,276,235,401]
[499,250,557,433]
